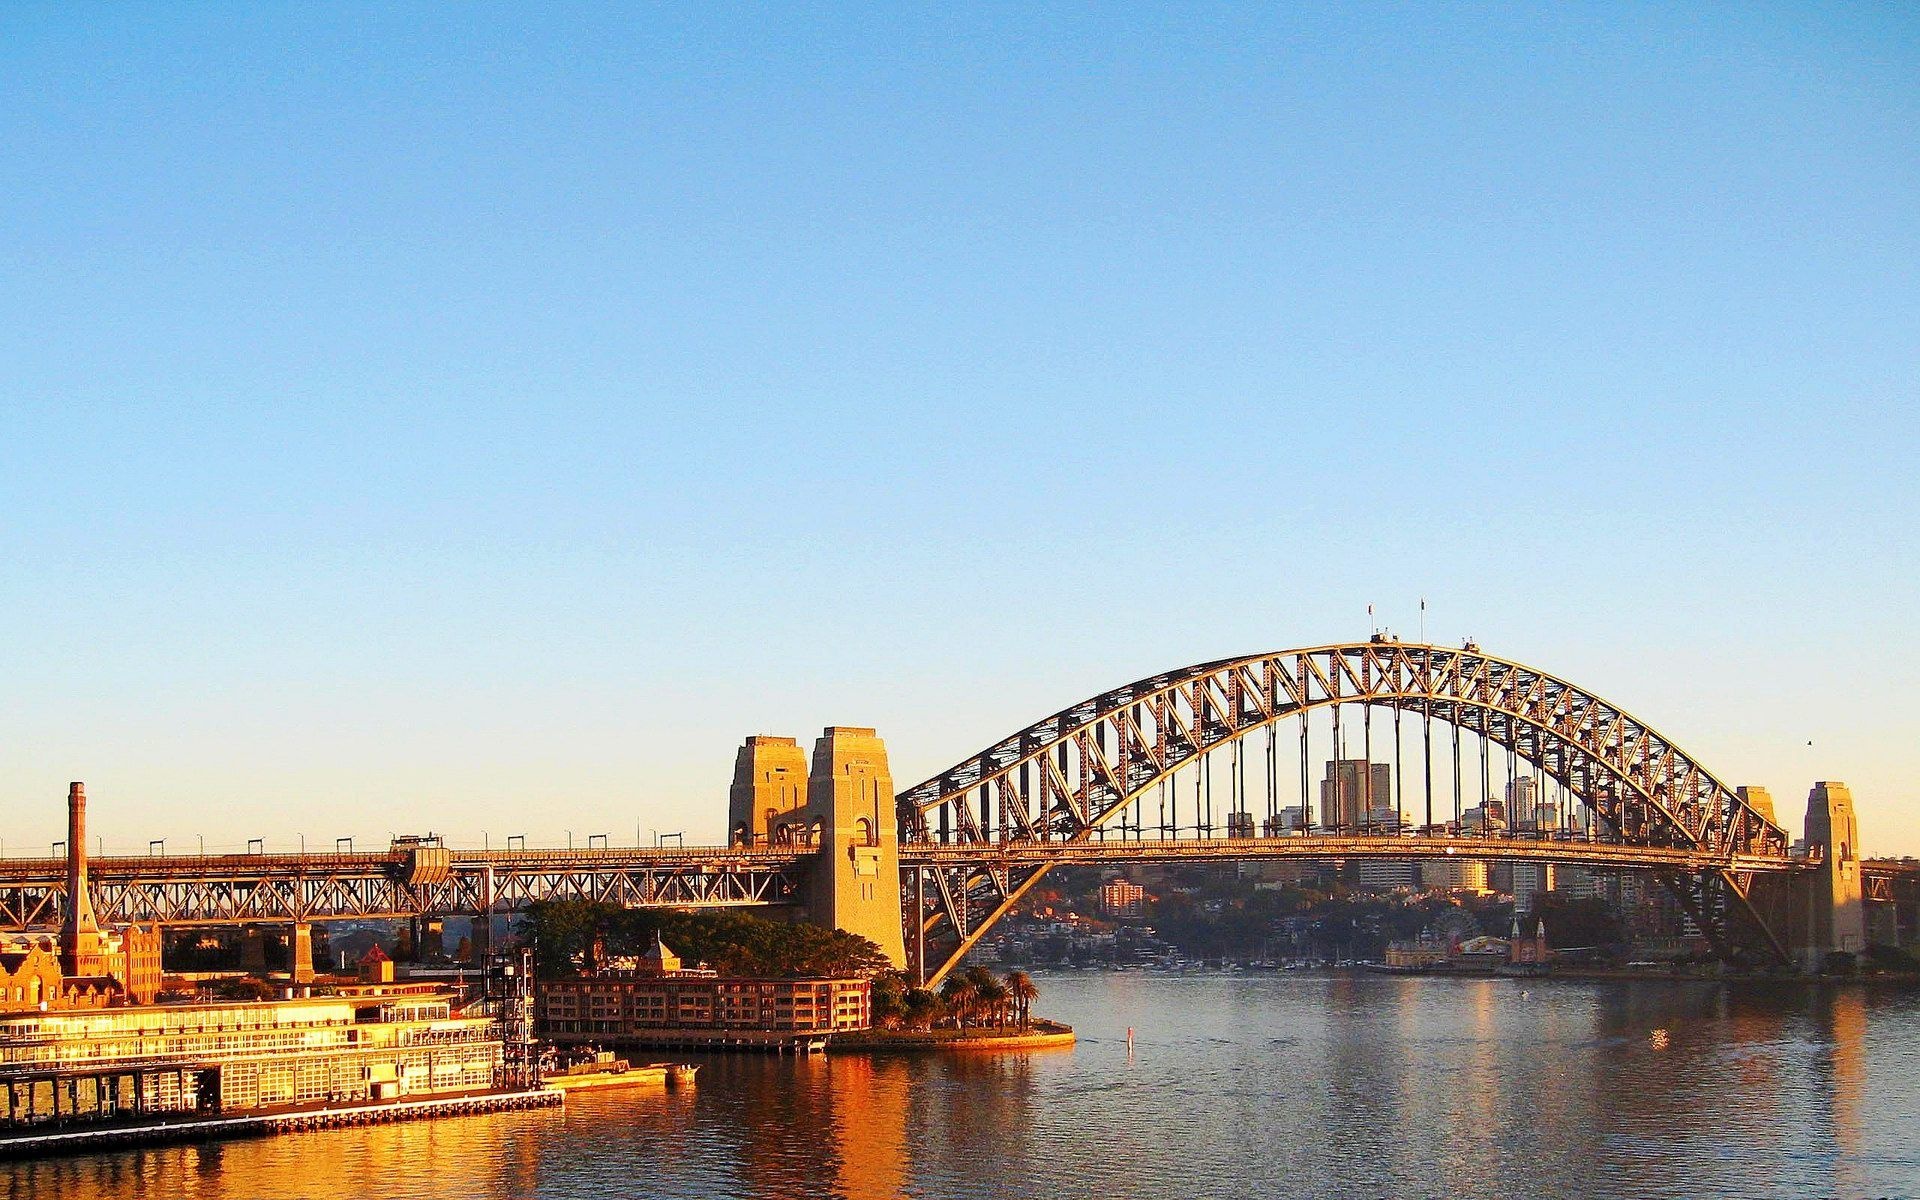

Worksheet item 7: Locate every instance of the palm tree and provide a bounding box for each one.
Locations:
[1003,970,1038,1031]
[939,977,979,1030]
[975,977,1010,1028]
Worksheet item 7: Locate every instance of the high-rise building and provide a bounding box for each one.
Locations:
[1349,859,1419,893]
[1505,778,1539,827]
[1319,760,1392,830]
[1419,858,1489,893]
[1554,864,1605,901]
[1098,878,1148,919]
[1512,863,1555,914]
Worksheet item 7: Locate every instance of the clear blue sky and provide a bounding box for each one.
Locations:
[2,6,1915,854]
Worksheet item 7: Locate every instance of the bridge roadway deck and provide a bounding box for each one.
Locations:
[898,834,1806,875]
[0,834,1822,931]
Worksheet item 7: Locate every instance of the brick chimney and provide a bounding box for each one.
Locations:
[60,782,104,977]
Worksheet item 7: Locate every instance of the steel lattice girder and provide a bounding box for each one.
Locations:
[0,851,807,930]
[894,642,1799,983]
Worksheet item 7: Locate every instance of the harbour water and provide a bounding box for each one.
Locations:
[6,971,1916,1199]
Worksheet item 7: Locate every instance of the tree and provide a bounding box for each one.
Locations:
[974,976,1010,1028]
[939,976,979,1029]
[870,971,911,1029]
[1534,895,1624,951]
[520,901,893,980]
[1003,970,1038,1031]
[902,987,944,1031]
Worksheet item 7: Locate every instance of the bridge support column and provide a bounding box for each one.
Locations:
[239,926,268,973]
[289,922,315,983]
[1792,781,1866,972]
[471,864,495,963]
[805,726,908,969]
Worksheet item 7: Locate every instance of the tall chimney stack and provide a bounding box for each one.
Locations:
[61,781,103,977]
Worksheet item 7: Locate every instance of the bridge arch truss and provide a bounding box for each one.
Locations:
[896,641,1795,984]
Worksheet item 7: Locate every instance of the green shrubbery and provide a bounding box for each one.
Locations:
[521,901,893,980]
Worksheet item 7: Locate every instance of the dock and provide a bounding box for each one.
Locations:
[0,1088,561,1160]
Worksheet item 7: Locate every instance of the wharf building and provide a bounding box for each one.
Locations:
[1,785,164,1016]
[1,784,508,1134]
[537,936,871,1052]
[1,975,502,1130]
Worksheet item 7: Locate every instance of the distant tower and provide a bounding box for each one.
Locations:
[729,736,810,846]
[61,782,105,979]
[1319,760,1393,830]
[806,727,907,969]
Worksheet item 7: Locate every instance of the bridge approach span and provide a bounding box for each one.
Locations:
[0,846,807,930]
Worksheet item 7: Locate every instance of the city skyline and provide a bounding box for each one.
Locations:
[1,7,1914,855]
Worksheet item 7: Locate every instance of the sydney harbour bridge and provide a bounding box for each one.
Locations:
[1,640,1910,984]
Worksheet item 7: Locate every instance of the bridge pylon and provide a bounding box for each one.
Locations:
[803,727,908,969]
[1746,781,1868,971]
[729,736,810,847]
[1795,782,1867,970]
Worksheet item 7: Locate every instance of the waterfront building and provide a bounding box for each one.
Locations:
[537,937,871,1049]
[1383,935,1451,969]
[3,786,165,1013]
[0,983,502,1129]
[1509,916,1552,967]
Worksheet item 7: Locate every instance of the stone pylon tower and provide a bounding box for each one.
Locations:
[806,727,907,968]
[1796,781,1866,971]
[1736,785,1777,828]
[729,735,810,847]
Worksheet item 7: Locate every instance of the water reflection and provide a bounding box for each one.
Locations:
[4,974,1914,1199]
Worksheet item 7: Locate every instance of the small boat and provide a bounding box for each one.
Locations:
[542,1053,701,1092]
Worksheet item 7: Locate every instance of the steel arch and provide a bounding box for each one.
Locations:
[896,641,1794,983]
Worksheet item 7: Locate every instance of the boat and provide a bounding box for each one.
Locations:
[541,1052,700,1092]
